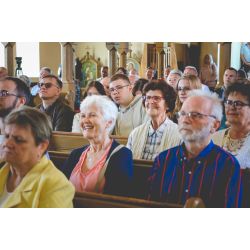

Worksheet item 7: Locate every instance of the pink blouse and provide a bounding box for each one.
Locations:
[69,141,113,193]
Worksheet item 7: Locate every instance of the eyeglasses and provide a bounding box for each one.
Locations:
[0,90,20,98]
[177,87,191,92]
[38,82,59,89]
[224,99,250,109]
[142,95,164,103]
[176,111,217,120]
[109,84,130,93]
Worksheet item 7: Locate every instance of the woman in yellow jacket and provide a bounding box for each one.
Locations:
[0,107,74,208]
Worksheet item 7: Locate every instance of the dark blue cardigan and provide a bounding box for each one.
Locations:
[62,140,133,196]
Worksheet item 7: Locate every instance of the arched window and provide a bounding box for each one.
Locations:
[0,43,5,66]
[16,42,39,77]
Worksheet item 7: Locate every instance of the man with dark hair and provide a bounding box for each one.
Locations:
[0,77,30,135]
[145,67,155,80]
[215,67,238,129]
[216,67,238,99]
[109,74,148,136]
[97,66,109,81]
[37,74,74,132]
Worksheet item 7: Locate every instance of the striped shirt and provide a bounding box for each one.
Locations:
[141,119,170,160]
[148,141,241,207]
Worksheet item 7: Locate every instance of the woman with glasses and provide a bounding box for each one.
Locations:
[72,81,106,132]
[127,80,181,160]
[172,75,202,123]
[212,83,250,168]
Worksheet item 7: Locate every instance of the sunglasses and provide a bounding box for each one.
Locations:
[38,82,59,89]
[0,90,20,98]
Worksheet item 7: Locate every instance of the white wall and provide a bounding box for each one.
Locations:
[0,43,5,67]
[16,42,40,77]
[231,42,241,70]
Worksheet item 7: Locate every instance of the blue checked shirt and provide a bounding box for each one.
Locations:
[141,119,169,160]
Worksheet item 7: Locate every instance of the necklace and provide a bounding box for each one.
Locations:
[223,130,250,156]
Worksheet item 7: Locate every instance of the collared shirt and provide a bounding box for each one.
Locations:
[141,119,169,160]
[148,141,241,207]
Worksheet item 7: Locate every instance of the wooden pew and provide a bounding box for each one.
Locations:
[49,151,205,208]
[49,150,152,199]
[49,131,128,153]
[73,192,204,208]
[73,191,182,208]
[241,169,250,208]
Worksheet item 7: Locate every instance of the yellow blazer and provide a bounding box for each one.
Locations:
[0,156,75,208]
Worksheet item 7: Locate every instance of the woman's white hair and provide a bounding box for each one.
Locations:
[80,95,118,133]
[188,89,223,121]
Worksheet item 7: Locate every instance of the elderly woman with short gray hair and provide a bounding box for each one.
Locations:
[0,106,74,208]
[62,95,133,196]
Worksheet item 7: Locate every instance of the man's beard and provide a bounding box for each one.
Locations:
[178,124,211,144]
[0,98,18,118]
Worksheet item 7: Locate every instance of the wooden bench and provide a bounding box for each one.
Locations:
[241,169,250,208]
[73,191,182,208]
[49,151,205,208]
[49,131,128,153]
[49,150,152,199]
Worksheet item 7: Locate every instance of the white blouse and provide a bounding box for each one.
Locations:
[212,128,250,169]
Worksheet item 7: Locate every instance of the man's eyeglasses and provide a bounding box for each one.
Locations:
[109,84,130,93]
[142,95,164,103]
[224,99,250,109]
[177,87,191,92]
[176,111,217,120]
[0,90,20,98]
[38,82,59,89]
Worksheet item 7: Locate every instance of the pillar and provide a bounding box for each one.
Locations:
[60,42,75,109]
[106,43,119,76]
[2,42,15,76]
[156,42,164,79]
[118,42,129,68]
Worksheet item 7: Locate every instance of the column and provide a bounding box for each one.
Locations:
[218,42,231,86]
[106,43,119,76]
[60,42,75,109]
[118,42,129,68]
[2,42,15,76]
[156,42,164,79]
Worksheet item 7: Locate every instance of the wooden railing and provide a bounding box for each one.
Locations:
[73,191,183,208]
[49,131,128,153]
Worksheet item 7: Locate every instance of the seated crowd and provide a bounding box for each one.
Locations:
[0,62,250,208]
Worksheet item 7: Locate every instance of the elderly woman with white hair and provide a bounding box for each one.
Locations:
[62,95,133,196]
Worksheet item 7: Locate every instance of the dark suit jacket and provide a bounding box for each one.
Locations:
[62,140,133,196]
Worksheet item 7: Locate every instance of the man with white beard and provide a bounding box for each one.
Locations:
[148,90,242,207]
